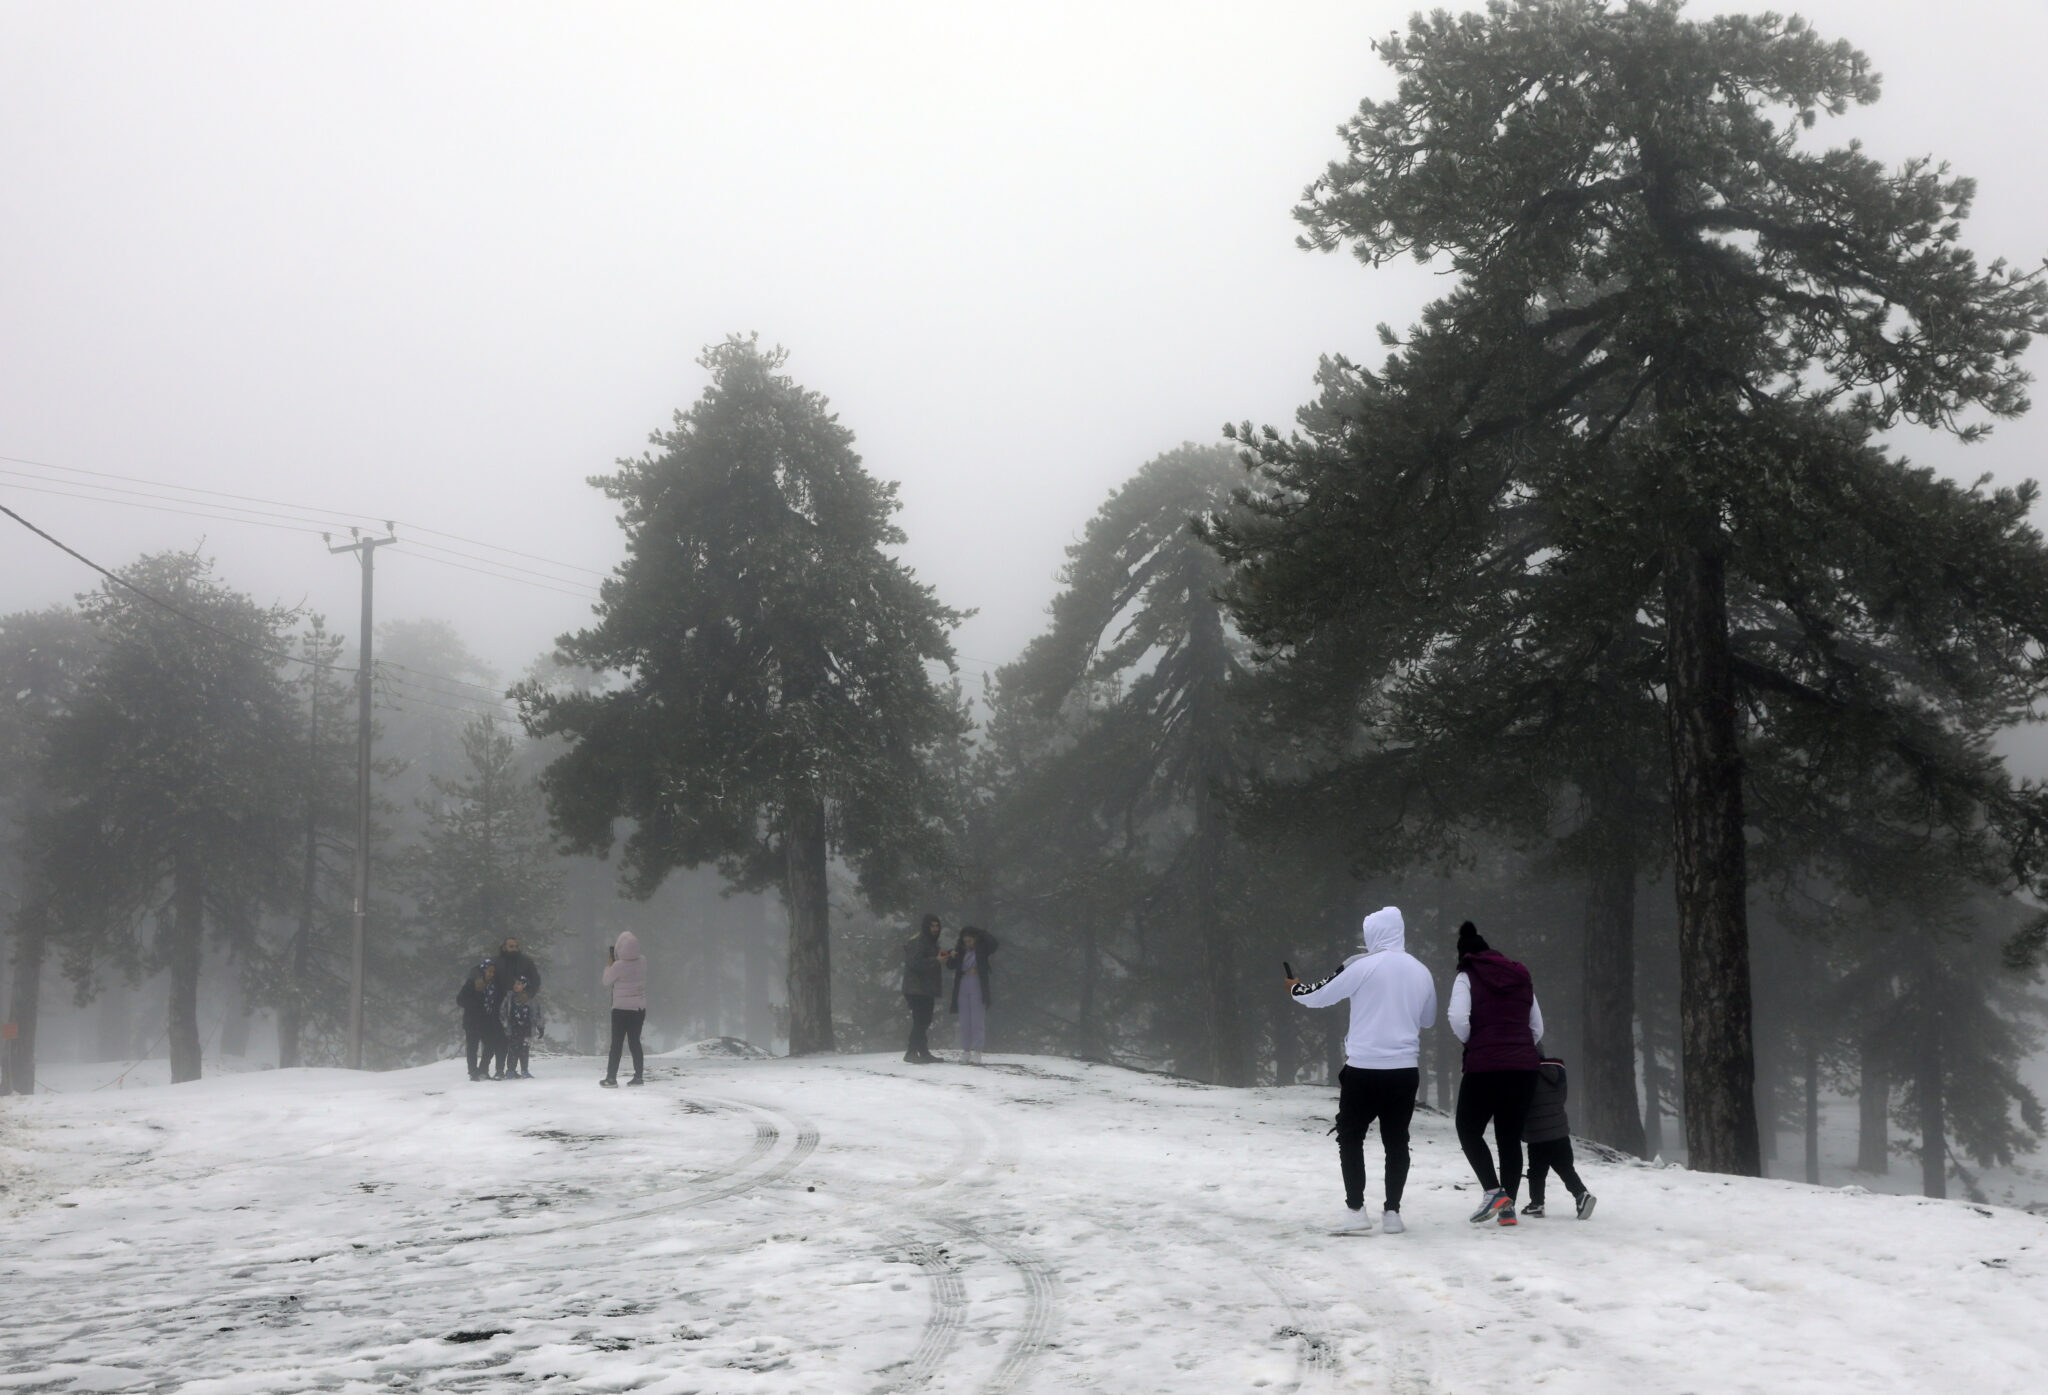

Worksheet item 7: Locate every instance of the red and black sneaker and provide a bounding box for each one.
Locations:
[1496,1202,1518,1226]
[1466,1188,1511,1223]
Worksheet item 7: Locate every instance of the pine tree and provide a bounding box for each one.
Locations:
[398,716,561,1026]
[1206,0,2048,1174]
[521,338,965,1054]
[32,553,301,1083]
[0,606,100,1094]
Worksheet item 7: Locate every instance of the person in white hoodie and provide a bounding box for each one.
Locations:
[600,930,647,1088]
[1286,906,1439,1234]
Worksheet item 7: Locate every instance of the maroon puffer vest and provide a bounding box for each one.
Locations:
[1461,950,1539,1073]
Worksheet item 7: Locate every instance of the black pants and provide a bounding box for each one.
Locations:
[1336,1066,1419,1211]
[905,995,935,1057]
[1526,1137,1585,1207]
[464,1025,486,1076]
[481,1028,508,1078]
[1456,1069,1538,1197]
[505,1032,531,1076]
[607,1008,645,1081]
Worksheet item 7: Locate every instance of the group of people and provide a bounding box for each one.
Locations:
[900,914,998,1064]
[455,936,547,1081]
[450,929,649,1088]
[1287,909,1596,1234]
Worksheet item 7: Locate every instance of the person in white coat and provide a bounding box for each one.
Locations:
[1286,906,1439,1234]
[600,930,647,1088]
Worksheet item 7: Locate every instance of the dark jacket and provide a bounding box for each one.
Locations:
[457,975,493,1031]
[1460,949,1540,1073]
[499,993,545,1040]
[1522,1058,1571,1144]
[494,947,542,997]
[902,929,944,999]
[948,933,999,1013]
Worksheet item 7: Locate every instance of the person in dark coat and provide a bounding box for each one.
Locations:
[1447,922,1543,1225]
[901,914,949,1064]
[493,938,542,998]
[947,926,998,1063]
[456,962,495,1081]
[475,959,510,1080]
[1521,1048,1596,1219]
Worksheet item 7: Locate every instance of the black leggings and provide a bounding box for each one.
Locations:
[1526,1138,1585,1207]
[905,995,935,1056]
[481,1029,507,1078]
[607,1008,645,1081]
[464,1026,486,1075]
[1456,1069,1538,1196]
[506,1033,530,1076]
[1336,1066,1419,1211]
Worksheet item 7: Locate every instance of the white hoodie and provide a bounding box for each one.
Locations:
[1288,907,1439,1070]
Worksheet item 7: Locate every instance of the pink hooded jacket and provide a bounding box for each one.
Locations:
[603,930,647,1010]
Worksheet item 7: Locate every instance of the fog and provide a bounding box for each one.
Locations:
[3,1,2043,691]
[6,0,2048,1223]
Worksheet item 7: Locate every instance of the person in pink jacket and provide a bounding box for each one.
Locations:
[600,930,647,1088]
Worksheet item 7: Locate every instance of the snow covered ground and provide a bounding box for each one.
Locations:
[4,1051,2045,1394]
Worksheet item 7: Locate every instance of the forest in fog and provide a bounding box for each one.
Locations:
[5,1,2048,1211]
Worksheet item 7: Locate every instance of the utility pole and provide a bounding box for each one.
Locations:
[328,527,396,1069]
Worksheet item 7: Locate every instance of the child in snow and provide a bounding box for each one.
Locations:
[477,959,510,1080]
[456,962,495,1081]
[498,976,545,1080]
[1521,1048,1596,1219]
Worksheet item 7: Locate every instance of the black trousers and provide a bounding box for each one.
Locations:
[1336,1066,1419,1211]
[607,1008,645,1081]
[505,1032,531,1076]
[905,994,935,1056]
[1526,1137,1585,1207]
[464,1026,486,1076]
[1456,1069,1538,1197]
[481,1027,508,1078]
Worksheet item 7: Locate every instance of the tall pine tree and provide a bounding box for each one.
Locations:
[521,338,964,1054]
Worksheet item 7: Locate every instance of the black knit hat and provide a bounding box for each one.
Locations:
[1456,921,1490,957]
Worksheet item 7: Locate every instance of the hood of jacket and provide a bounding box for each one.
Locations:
[614,931,641,961]
[1360,906,1406,955]
[1460,947,1526,994]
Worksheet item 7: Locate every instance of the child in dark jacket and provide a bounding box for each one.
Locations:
[498,977,545,1079]
[1521,1050,1597,1219]
[456,962,497,1081]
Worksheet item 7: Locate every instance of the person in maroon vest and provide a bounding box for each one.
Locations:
[1448,921,1544,1226]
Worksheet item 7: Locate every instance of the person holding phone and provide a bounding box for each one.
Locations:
[1286,906,1439,1235]
[600,930,647,1088]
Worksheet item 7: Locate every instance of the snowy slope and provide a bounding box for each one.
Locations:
[3,1052,2044,1394]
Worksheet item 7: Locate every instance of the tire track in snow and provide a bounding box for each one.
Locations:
[883,1233,969,1391]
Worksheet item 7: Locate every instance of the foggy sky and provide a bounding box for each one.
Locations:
[4,2,2045,717]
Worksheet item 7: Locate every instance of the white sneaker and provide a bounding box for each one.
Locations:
[1328,1206,1374,1235]
[1380,1209,1406,1234]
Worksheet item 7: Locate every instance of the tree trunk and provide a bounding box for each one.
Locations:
[1856,1034,1889,1174]
[1273,985,1300,1086]
[1915,1001,1945,1199]
[782,793,833,1056]
[1581,772,1648,1156]
[1642,1028,1665,1158]
[1803,1030,1821,1185]
[1076,914,1101,1062]
[167,855,206,1084]
[1662,536,1762,1175]
[745,893,773,1049]
[218,965,251,1058]
[4,905,47,1094]
[1194,789,1248,1087]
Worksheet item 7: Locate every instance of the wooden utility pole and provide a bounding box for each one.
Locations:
[328,528,396,1069]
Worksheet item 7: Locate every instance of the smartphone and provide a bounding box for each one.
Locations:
[1283,961,1294,978]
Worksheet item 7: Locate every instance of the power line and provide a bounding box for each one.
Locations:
[0,478,331,538]
[0,451,608,578]
[1,502,356,676]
